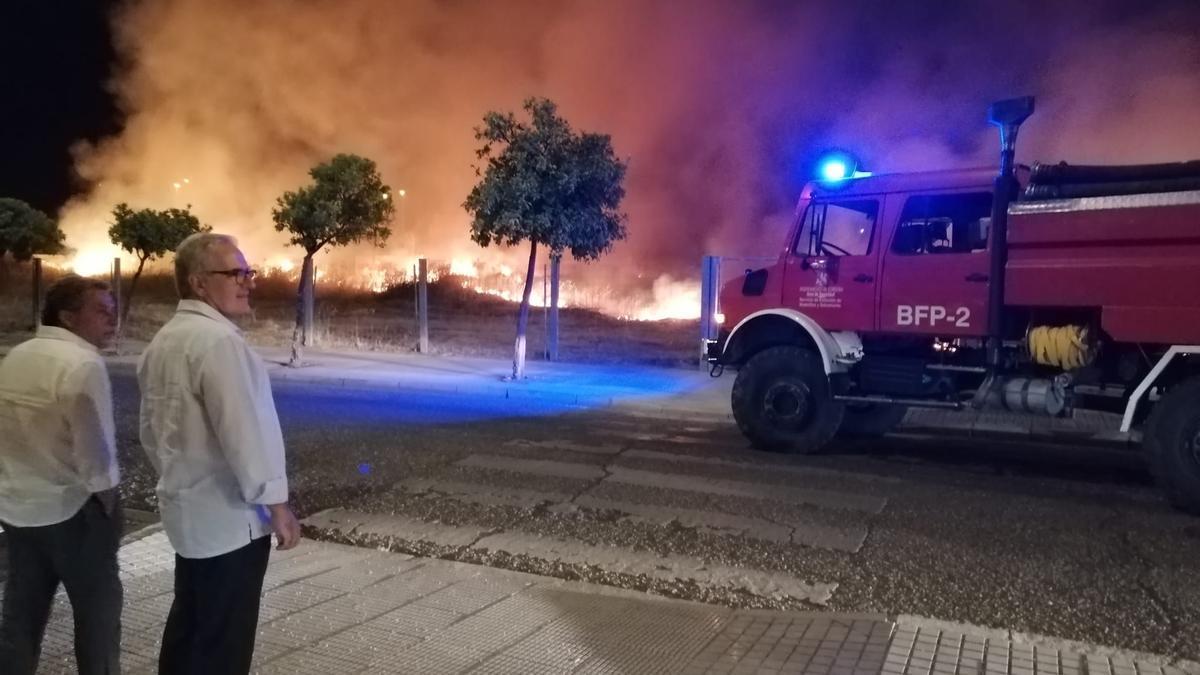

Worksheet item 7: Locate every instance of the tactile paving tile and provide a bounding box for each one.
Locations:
[301,553,424,593]
[254,644,369,675]
[307,622,422,670]
[116,532,176,576]
[413,575,528,615]
[684,613,893,675]
[363,602,463,639]
[350,563,458,603]
[469,653,570,675]
[258,582,346,624]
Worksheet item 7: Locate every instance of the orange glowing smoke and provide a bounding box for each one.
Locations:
[50,0,1200,325]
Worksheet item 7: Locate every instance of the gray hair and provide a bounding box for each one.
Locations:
[174,232,238,299]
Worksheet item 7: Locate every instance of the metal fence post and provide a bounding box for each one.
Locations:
[699,255,720,368]
[548,255,560,361]
[31,257,43,330]
[417,257,429,353]
[111,257,122,333]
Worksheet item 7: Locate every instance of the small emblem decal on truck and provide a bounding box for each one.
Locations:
[897,305,971,327]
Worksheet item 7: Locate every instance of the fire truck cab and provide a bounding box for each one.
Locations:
[708,97,1200,513]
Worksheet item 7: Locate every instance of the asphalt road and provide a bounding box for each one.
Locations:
[106,372,1200,660]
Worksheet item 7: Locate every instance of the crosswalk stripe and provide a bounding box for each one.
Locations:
[605,466,888,514]
[305,508,489,548]
[457,455,605,480]
[304,508,837,605]
[393,476,866,553]
[620,449,901,484]
[453,454,887,514]
[595,430,725,446]
[472,530,835,605]
[399,478,573,509]
[504,439,624,455]
[571,495,867,553]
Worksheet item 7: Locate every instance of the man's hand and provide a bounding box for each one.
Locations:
[267,503,301,550]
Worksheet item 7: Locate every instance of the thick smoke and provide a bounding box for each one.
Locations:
[59,0,1200,307]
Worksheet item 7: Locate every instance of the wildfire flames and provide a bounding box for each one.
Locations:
[54,248,701,321]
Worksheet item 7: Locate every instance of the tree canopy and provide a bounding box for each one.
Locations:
[463,97,628,379]
[464,98,628,260]
[0,198,66,260]
[108,202,208,326]
[272,153,395,255]
[108,203,206,264]
[272,153,395,366]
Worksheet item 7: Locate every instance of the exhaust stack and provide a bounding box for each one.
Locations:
[986,96,1035,367]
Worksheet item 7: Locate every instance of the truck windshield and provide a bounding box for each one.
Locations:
[794,199,879,257]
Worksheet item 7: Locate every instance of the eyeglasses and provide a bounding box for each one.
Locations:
[206,268,258,282]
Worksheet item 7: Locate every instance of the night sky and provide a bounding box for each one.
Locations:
[0,1,121,214]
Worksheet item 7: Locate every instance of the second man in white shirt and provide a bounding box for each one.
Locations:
[0,275,122,675]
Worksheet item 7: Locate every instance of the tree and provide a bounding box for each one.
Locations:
[464,98,628,379]
[273,154,394,366]
[108,203,208,325]
[0,198,66,261]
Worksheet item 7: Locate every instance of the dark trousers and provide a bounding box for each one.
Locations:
[158,536,271,675]
[0,497,124,675]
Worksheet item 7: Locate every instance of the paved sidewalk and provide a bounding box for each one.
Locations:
[16,529,1196,675]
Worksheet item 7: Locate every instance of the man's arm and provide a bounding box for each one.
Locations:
[66,360,120,506]
[198,335,298,549]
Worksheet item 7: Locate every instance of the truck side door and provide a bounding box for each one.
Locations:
[782,197,882,331]
[879,191,992,336]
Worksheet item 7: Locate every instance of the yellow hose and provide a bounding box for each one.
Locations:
[1027,325,1094,370]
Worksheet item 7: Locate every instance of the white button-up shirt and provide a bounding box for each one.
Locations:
[138,300,289,559]
[0,326,119,527]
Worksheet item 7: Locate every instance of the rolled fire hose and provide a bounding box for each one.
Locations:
[1027,325,1095,370]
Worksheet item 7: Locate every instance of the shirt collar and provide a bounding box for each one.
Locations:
[35,325,100,353]
[176,299,243,333]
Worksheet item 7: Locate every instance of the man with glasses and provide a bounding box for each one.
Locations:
[138,232,299,675]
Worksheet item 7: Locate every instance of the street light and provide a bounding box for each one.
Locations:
[397,188,407,237]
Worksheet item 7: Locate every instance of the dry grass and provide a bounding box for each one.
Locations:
[0,261,700,367]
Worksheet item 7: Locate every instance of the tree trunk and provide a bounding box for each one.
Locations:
[120,256,147,328]
[289,253,315,367]
[512,240,538,380]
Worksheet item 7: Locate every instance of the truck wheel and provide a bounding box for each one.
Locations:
[731,345,844,453]
[1145,376,1200,515]
[839,403,909,438]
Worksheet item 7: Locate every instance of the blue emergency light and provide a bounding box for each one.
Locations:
[820,158,850,180]
[816,151,869,182]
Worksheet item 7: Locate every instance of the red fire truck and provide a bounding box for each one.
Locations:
[707,97,1200,513]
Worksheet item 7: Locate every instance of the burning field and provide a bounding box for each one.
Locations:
[0,260,700,367]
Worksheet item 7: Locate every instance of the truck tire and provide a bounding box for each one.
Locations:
[1145,376,1200,515]
[731,345,844,454]
[839,403,909,438]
